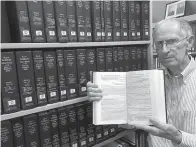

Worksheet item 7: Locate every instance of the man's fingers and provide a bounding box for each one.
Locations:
[118,124,136,129]
[87,82,98,88]
[87,87,102,93]
[89,97,102,101]
[149,118,168,131]
[133,124,162,135]
[88,92,102,97]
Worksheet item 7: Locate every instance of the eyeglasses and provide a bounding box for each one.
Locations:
[154,36,189,51]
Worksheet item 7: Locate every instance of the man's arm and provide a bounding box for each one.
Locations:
[174,131,196,147]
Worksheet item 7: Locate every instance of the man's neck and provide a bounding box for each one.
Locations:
[168,55,191,76]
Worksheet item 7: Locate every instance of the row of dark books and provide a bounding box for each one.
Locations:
[1,101,124,147]
[2,1,150,43]
[1,46,148,114]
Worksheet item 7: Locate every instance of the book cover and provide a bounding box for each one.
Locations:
[67,105,78,147]
[33,51,48,106]
[118,47,125,72]
[113,1,121,41]
[129,1,137,41]
[64,50,78,99]
[1,52,21,113]
[44,51,59,103]
[76,49,87,97]
[16,51,37,110]
[135,1,141,40]
[11,118,25,147]
[49,109,61,147]
[66,1,77,42]
[124,47,130,71]
[27,0,46,42]
[104,1,113,41]
[96,48,105,72]
[1,121,14,147]
[43,0,57,42]
[113,47,119,72]
[6,1,32,43]
[141,1,150,40]
[120,1,129,41]
[56,50,68,101]
[38,111,52,147]
[83,1,92,42]
[76,1,85,42]
[57,107,70,147]
[54,1,69,43]
[92,1,102,41]
[105,47,113,71]
[23,114,40,147]
[92,70,166,125]
[86,49,97,81]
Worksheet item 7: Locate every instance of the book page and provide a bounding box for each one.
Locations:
[93,72,127,125]
[126,70,166,125]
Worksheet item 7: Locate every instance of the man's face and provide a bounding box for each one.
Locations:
[154,21,189,69]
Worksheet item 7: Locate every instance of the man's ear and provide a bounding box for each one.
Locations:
[187,35,195,49]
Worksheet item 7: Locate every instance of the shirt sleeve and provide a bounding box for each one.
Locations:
[174,130,196,147]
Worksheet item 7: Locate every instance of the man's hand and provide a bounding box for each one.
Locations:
[87,82,103,101]
[122,118,182,145]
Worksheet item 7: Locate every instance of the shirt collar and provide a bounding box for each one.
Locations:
[164,56,196,84]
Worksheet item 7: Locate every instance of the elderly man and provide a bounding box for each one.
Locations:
[87,18,196,147]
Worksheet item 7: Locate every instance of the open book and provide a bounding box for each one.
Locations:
[92,70,166,126]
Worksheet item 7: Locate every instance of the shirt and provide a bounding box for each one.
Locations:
[148,57,196,147]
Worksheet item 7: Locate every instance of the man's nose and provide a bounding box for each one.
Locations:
[162,43,170,53]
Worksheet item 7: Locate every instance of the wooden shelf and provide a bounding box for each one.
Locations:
[93,130,129,147]
[1,41,150,49]
[1,97,88,121]
[152,14,196,28]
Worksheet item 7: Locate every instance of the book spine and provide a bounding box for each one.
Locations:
[33,51,48,106]
[27,1,46,42]
[67,105,78,147]
[56,50,68,101]
[100,1,105,41]
[54,1,69,43]
[136,47,142,70]
[105,47,113,71]
[83,1,92,42]
[64,50,78,99]
[85,102,95,146]
[76,103,87,147]
[11,118,25,147]
[1,52,21,113]
[102,125,110,140]
[117,47,124,72]
[57,107,70,147]
[109,125,118,137]
[113,47,119,72]
[113,1,121,41]
[1,121,14,147]
[104,1,113,41]
[44,51,59,103]
[120,1,129,41]
[129,1,137,41]
[7,1,32,42]
[142,46,148,70]
[135,2,141,40]
[66,1,77,42]
[124,47,130,71]
[23,114,40,147]
[95,125,103,143]
[92,1,102,41]
[130,46,137,71]
[43,0,57,42]
[38,111,52,147]
[141,1,150,40]
[76,49,87,97]
[16,51,37,110]
[86,49,97,81]
[76,1,85,42]
[96,48,105,71]
[49,109,61,147]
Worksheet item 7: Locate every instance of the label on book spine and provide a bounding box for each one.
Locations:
[64,50,78,99]
[33,51,48,106]
[113,1,121,41]
[55,1,69,43]
[56,50,68,101]
[84,1,92,42]
[1,121,14,147]
[27,1,46,42]
[76,49,87,97]
[16,51,37,109]
[44,51,59,103]
[23,114,40,147]
[43,1,57,42]
[120,1,128,41]
[11,118,25,147]
[96,48,105,71]
[87,49,97,81]
[1,52,21,113]
[105,48,113,71]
